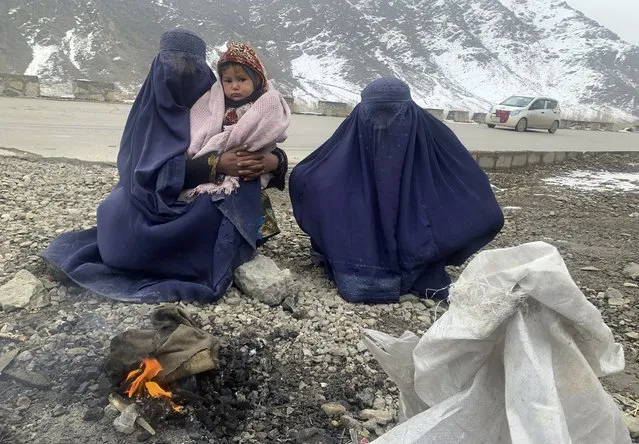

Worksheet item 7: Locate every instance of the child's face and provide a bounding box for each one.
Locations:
[221,65,255,102]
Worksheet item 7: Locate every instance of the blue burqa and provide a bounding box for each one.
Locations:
[289,77,504,303]
[41,29,261,303]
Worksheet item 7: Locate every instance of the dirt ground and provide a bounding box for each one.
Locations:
[0,151,638,443]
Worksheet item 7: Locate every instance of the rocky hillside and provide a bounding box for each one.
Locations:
[1,0,638,117]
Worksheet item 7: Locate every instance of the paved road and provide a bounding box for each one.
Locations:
[0,96,637,163]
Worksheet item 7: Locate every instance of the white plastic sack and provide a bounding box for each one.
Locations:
[364,241,630,444]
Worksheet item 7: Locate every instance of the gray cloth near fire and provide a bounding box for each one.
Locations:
[106,306,219,383]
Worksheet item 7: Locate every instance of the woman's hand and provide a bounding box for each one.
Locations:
[217,148,279,181]
[237,151,279,180]
[216,151,242,176]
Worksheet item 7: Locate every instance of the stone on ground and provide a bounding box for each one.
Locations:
[623,263,639,281]
[0,269,46,312]
[234,254,297,306]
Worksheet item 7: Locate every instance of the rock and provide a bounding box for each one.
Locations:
[399,294,421,304]
[580,266,600,272]
[423,299,437,308]
[16,395,31,411]
[3,368,50,388]
[16,350,33,362]
[360,409,394,425]
[606,288,626,306]
[295,427,324,443]
[625,332,639,341]
[624,282,639,288]
[321,402,347,416]
[113,404,138,435]
[362,418,378,431]
[624,263,639,281]
[340,414,363,429]
[234,255,297,306]
[30,289,51,310]
[624,414,639,438]
[83,406,104,422]
[0,269,46,312]
[76,381,90,394]
[51,404,67,417]
[372,396,386,410]
[136,431,152,442]
[281,294,299,313]
[225,296,242,306]
[356,389,375,408]
[67,347,89,357]
[104,404,120,420]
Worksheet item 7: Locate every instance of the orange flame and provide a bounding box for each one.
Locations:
[125,357,162,398]
[124,357,183,412]
[145,381,173,398]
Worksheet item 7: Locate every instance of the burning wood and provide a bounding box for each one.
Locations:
[124,357,184,412]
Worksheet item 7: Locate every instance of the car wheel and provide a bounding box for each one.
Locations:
[548,121,559,134]
[515,118,527,132]
[487,124,496,128]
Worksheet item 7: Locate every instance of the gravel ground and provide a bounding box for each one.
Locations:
[0,151,638,443]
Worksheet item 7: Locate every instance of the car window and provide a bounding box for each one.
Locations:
[545,100,558,110]
[500,96,534,107]
[529,100,545,110]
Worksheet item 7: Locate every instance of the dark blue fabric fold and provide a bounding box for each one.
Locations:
[42,29,260,303]
[290,77,504,303]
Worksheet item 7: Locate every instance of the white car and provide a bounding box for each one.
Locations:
[486,96,561,133]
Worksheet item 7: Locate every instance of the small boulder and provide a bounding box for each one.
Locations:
[360,409,394,425]
[234,255,297,306]
[321,402,347,417]
[295,427,328,444]
[625,332,639,341]
[340,414,363,429]
[623,263,639,281]
[605,288,626,306]
[113,404,138,435]
[0,270,46,312]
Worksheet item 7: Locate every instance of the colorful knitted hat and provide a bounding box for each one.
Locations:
[217,42,268,94]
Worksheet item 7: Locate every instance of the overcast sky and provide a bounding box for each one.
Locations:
[565,0,639,45]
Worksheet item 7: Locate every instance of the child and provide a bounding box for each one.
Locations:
[185,41,291,196]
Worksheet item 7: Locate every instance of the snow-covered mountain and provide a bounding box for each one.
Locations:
[1,0,638,118]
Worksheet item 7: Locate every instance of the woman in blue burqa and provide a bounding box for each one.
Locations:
[41,29,288,303]
[289,77,504,303]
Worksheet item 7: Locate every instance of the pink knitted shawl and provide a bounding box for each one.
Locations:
[185,80,291,195]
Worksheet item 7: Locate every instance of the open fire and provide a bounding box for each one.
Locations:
[124,357,183,412]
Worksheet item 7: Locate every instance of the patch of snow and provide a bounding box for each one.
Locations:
[561,104,638,123]
[290,52,359,103]
[543,171,639,193]
[206,44,228,71]
[25,44,59,77]
[63,29,96,71]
